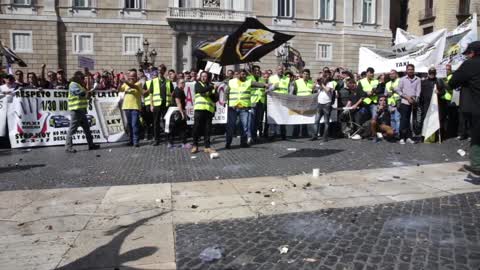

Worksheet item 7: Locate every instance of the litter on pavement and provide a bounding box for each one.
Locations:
[278,245,289,254]
[199,246,224,262]
[457,149,467,157]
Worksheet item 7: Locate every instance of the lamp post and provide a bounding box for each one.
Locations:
[135,39,157,70]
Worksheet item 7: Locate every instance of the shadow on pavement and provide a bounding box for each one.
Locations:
[279,148,343,158]
[56,211,171,270]
[465,174,480,185]
[0,164,46,173]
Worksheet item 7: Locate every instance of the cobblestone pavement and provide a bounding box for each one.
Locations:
[175,192,480,270]
[0,137,470,191]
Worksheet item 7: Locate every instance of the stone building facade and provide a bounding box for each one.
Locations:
[1,0,393,76]
[407,0,479,35]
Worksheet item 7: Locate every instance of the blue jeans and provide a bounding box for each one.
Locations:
[124,109,140,145]
[250,102,265,140]
[369,104,378,119]
[226,107,251,145]
[390,106,401,135]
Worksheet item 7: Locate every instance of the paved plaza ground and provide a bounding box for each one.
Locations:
[0,138,478,270]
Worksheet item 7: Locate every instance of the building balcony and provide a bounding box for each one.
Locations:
[167,7,251,22]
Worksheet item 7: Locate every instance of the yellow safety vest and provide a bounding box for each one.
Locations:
[68,82,88,111]
[151,77,172,107]
[194,82,215,113]
[144,80,152,106]
[386,78,400,106]
[248,75,266,104]
[295,78,314,96]
[359,78,379,105]
[228,78,252,108]
[269,75,290,95]
[442,74,453,101]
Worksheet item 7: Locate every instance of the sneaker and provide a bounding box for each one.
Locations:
[204,148,217,154]
[376,132,383,139]
[88,144,100,150]
[65,148,77,153]
[191,146,199,154]
[456,135,468,141]
[351,134,362,140]
[247,137,253,145]
[406,138,415,144]
[463,165,480,177]
[399,139,406,145]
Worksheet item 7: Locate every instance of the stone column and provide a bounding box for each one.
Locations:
[344,0,353,27]
[381,0,390,30]
[172,32,178,72]
[186,33,193,70]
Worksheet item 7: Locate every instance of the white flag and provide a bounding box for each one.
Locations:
[421,87,441,141]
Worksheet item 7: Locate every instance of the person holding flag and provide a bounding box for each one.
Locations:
[225,69,268,149]
[248,65,266,143]
[449,41,480,177]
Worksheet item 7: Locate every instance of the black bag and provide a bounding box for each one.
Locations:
[171,110,184,125]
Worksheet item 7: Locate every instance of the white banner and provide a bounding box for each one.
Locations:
[359,29,447,73]
[0,95,7,137]
[267,92,319,125]
[421,88,441,141]
[183,82,227,125]
[6,89,127,148]
[394,14,478,71]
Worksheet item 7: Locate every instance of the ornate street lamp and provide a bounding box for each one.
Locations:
[135,39,157,69]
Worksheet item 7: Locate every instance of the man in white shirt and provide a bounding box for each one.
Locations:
[311,70,334,142]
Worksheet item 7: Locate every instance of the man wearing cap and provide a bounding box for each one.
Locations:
[449,41,480,176]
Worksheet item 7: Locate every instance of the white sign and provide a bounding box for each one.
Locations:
[183,82,228,125]
[0,96,7,137]
[267,92,319,125]
[359,29,447,73]
[6,89,127,148]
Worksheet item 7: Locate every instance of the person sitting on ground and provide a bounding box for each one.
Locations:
[370,96,394,142]
[343,78,369,140]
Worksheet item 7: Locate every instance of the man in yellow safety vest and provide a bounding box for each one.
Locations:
[247,65,266,143]
[292,69,315,138]
[142,68,157,140]
[65,71,100,153]
[146,64,174,146]
[226,69,268,149]
[268,65,290,140]
[385,69,401,136]
[358,67,382,120]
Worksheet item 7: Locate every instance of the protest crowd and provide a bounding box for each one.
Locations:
[0,42,479,175]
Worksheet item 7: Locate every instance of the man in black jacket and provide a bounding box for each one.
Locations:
[420,67,446,140]
[449,41,480,176]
